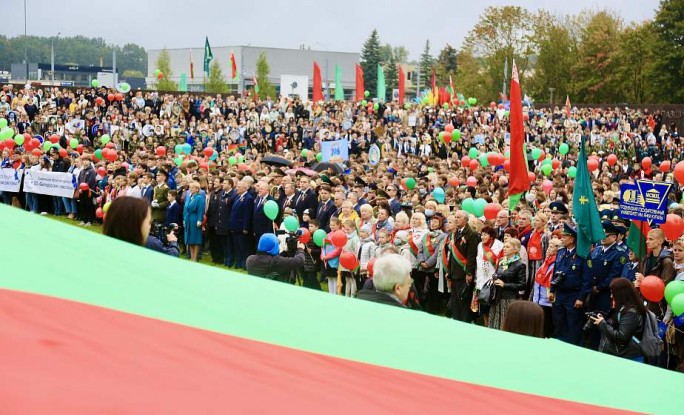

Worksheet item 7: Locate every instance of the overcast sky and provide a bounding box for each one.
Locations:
[5,0,660,60]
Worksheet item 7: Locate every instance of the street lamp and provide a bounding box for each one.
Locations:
[24,0,28,81]
[51,32,61,84]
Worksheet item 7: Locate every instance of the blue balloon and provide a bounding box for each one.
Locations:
[182,143,192,154]
[670,202,679,210]
[432,187,445,203]
[209,149,218,161]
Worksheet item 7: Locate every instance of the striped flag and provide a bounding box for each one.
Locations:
[449,75,456,103]
[230,51,237,80]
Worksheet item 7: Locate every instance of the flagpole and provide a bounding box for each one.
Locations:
[638,221,644,274]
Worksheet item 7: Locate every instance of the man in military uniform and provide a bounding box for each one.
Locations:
[548,201,568,232]
[583,221,628,349]
[549,224,590,345]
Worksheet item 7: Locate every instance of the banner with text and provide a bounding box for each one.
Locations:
[320,139,349,162]
[0,168,22,193]
[23,170,77,198]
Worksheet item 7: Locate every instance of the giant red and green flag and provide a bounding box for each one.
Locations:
[203,36,213,75]
[507,60,529,210]
[0,205,680,414]
[573,135,606,258]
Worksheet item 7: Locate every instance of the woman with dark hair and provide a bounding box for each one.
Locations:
[102,196,152,246]
[502,301,545,338]
[489,238,527,330]
[475,225,503,325]
[590,277,646,362]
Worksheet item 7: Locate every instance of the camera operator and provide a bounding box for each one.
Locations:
[246,233,305,282]
[145,223,180,257]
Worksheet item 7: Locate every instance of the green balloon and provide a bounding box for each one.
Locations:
[14,134,24,146]
[52,143,61,149]
[313,229,327,247]
[567,166,577,178]
[438,132,445,142]
[263,200,279,221]
[541,164,553,176]
[531,148,542,160]
[450,130,459,141]
[0,127,13,140]
[443,103,449,109]
[94,149,103,160]
[238,155,244,163]
[473,198,487,217]
[404,103,411,110]
[461,197,475,214]
[665,281,684,304]
[316,152,322,162]
[468,147,479,159]
[174,156,183,166]
[283,215,299,232]
[0,118,7,128]
[361,100,368,106]
[100,134,111,145]
[479,153,489,167]
[405,177,416,190]
[301,149,308,158]
[373,103,379,111]
[542,158,552,166]
[504,110,510,117]
[174,144,182,154]
[69,138,79,149]
[559,143,569,155]
[228,156,237,165]
[672,293,684,317]
[468,97,477,105]
[364,90,369,97]
[91,79,99,88]
[154,69,161,77]
[43,141,52,151]
[428,167,434,173]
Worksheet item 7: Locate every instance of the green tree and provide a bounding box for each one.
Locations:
[384,55,399,100]
[205,61,229,94]
[419,39,435,91]
[118,43,147,75]
[154,48,178,91]
[122,70,145,78]
[614,21,658,103]
[255,52,276,99]
[455,48,491,102]
[360,29,381,95]
[651,0,684,102]
[435,44,458,86]
[392,46,409,64]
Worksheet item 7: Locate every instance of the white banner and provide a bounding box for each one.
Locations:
[0,168,22,192]
[280,75,309,103]
[24,170,77,198]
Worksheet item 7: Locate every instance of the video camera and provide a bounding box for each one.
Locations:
[583,311,604,332]
[153,222,179,246]
[550,271,567,288]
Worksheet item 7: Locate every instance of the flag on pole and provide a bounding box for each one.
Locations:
[565,95,571,117]
[431,70,437,105]
[398,65,405,105]
[230,51,237,80]
[334,65,344,101]
[313,62,323,102]
[252,75,259,99]
[507,60,529,210]
[203,37,213,75]
[190,50,195,80]
[377,64,386,102]
[355,64,364,101]
[449,75,456,103]
[573,135,606,258]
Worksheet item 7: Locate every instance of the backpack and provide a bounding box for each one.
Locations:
[632,310,663,364]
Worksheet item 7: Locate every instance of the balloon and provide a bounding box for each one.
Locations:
[49,134,60,144]
[559,143,569,155]
[503,159,510,171]
[442,132,452,145]
[541,164,553,176]
[301,148,308,158]
[228,156,237,165]
[115,93,123,101]
[364,90,369,97]
[210,150,218,161]
[103,201,112,213]
[156,146,167,157]
[404,103,411,110]
[531,148,542,160]
[484,203,502,220]
[460,156,471,168]
[606,154,618,166]
[552,159,561,170]
[504,110,510,117]
[105,142,115,149]
[452,129,461,141]
[448,177,459,187]
[461,198,475,214]
[400,178,408,190]
[672,294,684,316]
[316,152,322,162]
[0,118,6,128]
[438,131,445,142]
[13,134,24,146]
[487,152,498,166]
[58,148,67,158]
[468,97,477,105]
[660,160,671,173]
[674,162,684,185]
[660,214,684,241]
[367,258,376,277]
[361,100,367,106]
[313,229,327,247]
[97,167,107,177]
[542,180,554,194]
[31,148,42,157]
[91,79,99,88]
[587,159,599,172]
[443,103,449,109]
[95,97,104,106]
[203,147,213,158]
[298,228,311,244]
[469,159,480,171]
[468,147,479,159]
[432,187,445,203]
[182,143,192,154]
[68,138,78,149]
[665,281,684,304]
[331,230,348,248]
[542,158,552,166]
[460,100,466,106]
[639,276,664,302]
[466,176,477,187]
[405,177,416,190]
[100,134,111,145]
[154,69,161,77]
[340,252,359,270]
[79,183,89,191]
[174,156,183,166]
[157,72,163,80]
[528,172,536,183]
[283,215,299,232]
[641,157,652,170]
[42,141,52,151]
[107,93,115,102]
[95,207,104,218]
[568,166,578,178]
[444,124,454,133]
[262,200,279,221]
[373,103,379,111]
[94,149,103,161]
[105,149,117,162]
[478,153,489,168]
[473,198,487,217]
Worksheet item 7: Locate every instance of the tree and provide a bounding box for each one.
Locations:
[360,29,381,95]
[255,52,276,99]
[154,48,178,91]
[205,61,229,94]
[418,39,435,91]
[384,54,399,100]
[435,44,458,86]
[392,46,409,64]
[651,0,684,102]
[455,48,491,102]
[118,43,147,75]
[122,70,145,78]
[614,21,658,103]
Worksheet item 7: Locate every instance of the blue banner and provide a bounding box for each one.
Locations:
[321,139,349,162]
[619,179,672,224]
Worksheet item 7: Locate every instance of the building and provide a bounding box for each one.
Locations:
[10,63,118,87]
[147,45,360,100]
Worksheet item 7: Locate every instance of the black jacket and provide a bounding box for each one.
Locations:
[598,307,644,359]
[449,225,479,282]
[356,289,406,308]
[494,259,527,300]
[246,250,305,282]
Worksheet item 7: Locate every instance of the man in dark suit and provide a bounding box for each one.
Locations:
[386,185,402,217]
[140,172,154,203]
[229,180,254,270]
[495,209,511,242]
[280,182,300,213]
[252,180,276,250]
[315,184,335,232]
[206,177,225,264]
[217,178,236,267]
[448,210,480,322]
[296,176,318,222]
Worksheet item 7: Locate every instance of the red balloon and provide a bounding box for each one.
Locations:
[199,161,209,170]
[607,154,618,166]
[552,159,561,170]
[661,214,684,241]
[503,159,510,171]
[640,276,665,302]
[203,147,214,158]
[30,138,40,148]
[105,149,117,162]
[494,153,505,166]
[542,179,554,194]
[97,166,107,177]
[483,203,502,220]
[31,148,42,157]
[459,100,465,106]
[95,207,104,219]
[660,160,671,173]
[115,93,123,101]
[642,157,652,170]
[675,161,684,185]
[460,156,471,169]
[4,138,15,149]
[49,134,60,144]
[528,172,536,183]
[466,176,477,187]
[400,178,408,190]
[587,159,599,172]
[487,152,498,166]
[156,146,167,157]
[76,144,84,154]
[79,183,89,191]
[442,133,452,145]
[298,228,311,244]
[105,142,115,149]
[523,113,529,121]
[469,159,480,171]
[95,97,104,106]
[23,133,31,142]
[444,124,454,133]
[537,151,546,162]
[339,252,359,270]
[58,148,67,158]
[448,177,459,187]
[107,94,115,102]
[367,257,376,277]
[331,230,348,248]
[157,72,164,80]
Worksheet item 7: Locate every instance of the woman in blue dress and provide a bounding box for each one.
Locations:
[184,181,205,262]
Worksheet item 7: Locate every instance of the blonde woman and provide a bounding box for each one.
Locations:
[527,212,550,298]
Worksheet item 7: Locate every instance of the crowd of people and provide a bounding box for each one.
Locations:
[1,82,683,372]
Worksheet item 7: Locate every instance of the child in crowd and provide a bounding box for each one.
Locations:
[357,224,377,289]
[338,219,360,297]
[303,219,322,290]
[321,218,342,294]
[375,229,393,257]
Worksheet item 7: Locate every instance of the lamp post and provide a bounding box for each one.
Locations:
[51,32,61,84]
[24,0,28,81]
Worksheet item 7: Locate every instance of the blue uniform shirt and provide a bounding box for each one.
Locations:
[584,243,628,298]
[552,247,589,299]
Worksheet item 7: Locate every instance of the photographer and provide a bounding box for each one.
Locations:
[145,223,180,258]
[246,233,305,282]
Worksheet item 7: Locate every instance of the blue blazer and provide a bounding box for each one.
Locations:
[165,202,181,226]
[141,185,154,203]
[253,195,275,236]
[229,192,254,233]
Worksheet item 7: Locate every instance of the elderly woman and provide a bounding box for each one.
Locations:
[489,237,527,330]
[338,200,359,226]
[358,203,376,229]
[475,225,504,325]
[184,181,205,262]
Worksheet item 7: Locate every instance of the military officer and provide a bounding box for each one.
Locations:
[548,201,568,232]
[549,224,590,346]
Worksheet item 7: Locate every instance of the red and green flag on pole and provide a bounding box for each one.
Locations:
[398,65,405,105]
[230,51,237,80]
[507,60,529,210]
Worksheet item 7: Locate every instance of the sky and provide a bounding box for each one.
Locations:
[4,0,660,60]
